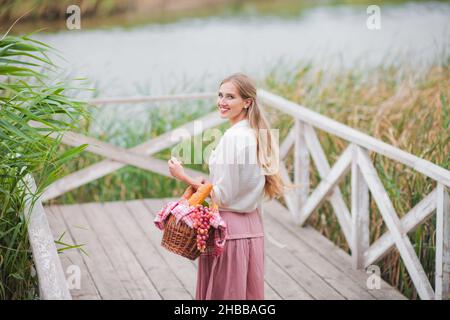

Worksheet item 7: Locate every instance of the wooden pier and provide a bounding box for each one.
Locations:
[45,199,406,299]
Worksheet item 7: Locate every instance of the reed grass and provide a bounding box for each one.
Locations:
[0,33,89,299]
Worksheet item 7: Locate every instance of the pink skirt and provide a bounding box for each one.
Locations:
[195,208,265,300]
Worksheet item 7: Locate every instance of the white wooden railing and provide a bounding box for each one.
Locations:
[24,175,71,300]
[33,90,449,300]
[259,90,450,300]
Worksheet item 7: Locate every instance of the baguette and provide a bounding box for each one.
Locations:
[188,183,213,206]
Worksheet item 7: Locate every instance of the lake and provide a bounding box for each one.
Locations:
[34,1,450,98]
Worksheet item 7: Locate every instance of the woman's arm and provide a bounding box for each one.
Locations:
[168,157,205,190]
[177,170,205,189]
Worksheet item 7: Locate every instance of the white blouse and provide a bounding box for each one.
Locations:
[208,119,265,214]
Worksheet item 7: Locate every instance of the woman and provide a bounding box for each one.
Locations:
[168,73,284,300]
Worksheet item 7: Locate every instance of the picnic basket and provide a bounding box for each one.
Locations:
[161,184,215,260]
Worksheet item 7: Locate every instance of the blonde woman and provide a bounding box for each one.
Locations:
[168,73,284,300]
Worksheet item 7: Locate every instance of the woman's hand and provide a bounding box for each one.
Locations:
[168,157,208,190]
[168,157,185,181]
[191,176,206,191]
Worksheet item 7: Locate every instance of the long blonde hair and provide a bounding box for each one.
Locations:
[220,73,284,200]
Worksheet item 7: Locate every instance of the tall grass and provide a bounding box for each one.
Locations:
[0,33,89,299]
[47,57,449,299]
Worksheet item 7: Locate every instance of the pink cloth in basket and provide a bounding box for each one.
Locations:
[154,198,227,257]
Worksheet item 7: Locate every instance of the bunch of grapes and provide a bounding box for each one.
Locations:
[191,205,213,252]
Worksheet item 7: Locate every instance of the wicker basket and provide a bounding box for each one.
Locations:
[161,214,201,260]
[160,185,214,260]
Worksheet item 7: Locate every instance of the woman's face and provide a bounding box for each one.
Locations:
[217,81,250,122]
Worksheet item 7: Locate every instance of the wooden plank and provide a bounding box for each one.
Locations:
[279,127,297,216]
[88,92,216,105]
[79,202,161,299]
[357,147,434,300]
[303,123,352,245]
[265,255,313,300]
[364,189,437,267]
[297,145,352,226]
[279,161,297,216]
[46,130,206,183]
[351,145,369,269]
[144,198,177,218]
[132,199,198,298]
[294,119,310,218]
[265,230,345,299]
[280,128,294,160]
[46,206,101,300]
[259,89,450,187]
[263,206,375,299]
[41,111,226,201]
[23,175,71,300]
[58,203,131,299]
[103,201,192,299]
[264,280,283,300]
[264,199,407,299]
[45,206,75,297]
[436,183,450,300]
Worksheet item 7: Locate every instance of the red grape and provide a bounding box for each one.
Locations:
[190,203,215,252]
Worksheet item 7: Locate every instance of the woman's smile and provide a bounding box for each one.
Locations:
[219,105,230,114]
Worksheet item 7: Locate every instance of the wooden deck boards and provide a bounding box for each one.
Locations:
[45,198,406,300]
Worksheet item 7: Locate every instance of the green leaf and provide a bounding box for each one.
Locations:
[54,144,88,166]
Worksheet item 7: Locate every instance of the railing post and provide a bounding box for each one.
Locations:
[294,119,309,223]
[436,183,450,300]
[351,145,370,269]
